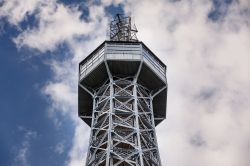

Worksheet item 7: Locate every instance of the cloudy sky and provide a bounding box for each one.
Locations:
[0,0,250,165]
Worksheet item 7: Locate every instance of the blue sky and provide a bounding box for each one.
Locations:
[2,13,61,166]
[0,1,123,165]
[0,0,250,166]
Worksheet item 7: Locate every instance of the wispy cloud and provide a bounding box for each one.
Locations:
[0,0,42,26]
[13,126,37,166]
[55,141,65,155]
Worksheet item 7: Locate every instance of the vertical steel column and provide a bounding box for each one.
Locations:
[85,93,96,166]
[150,94,162,166]
[133,81,144,166]
[133,61,144,165]
[105,50,113,165]
[106,80,113,165]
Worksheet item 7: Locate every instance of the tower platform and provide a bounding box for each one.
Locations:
[79,41,167,127]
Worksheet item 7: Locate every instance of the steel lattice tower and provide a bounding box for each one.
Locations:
[78,14,167,166]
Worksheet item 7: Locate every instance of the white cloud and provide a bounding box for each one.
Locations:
[66,121,90,166]
[2,0,250,166]
[0,0,109,53]
[13,127,37,166]
[122,0,250,165]
[0,0,42,26]
[13,1,94,53]
[43,82,76,114]
[55,141,65,155]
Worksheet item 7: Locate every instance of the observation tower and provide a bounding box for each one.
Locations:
[78,14,167,166]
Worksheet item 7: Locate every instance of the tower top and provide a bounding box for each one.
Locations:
[109,14,138,42]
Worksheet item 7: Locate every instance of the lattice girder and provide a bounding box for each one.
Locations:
[83,75,162,166]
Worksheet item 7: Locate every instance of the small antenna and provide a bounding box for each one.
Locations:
[109,14,138,42]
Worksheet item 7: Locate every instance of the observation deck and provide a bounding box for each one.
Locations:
[78,40,167,126]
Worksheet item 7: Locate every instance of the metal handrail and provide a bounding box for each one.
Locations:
[142,49,166,75]
[79,43,166,80]
[80,47,105,74]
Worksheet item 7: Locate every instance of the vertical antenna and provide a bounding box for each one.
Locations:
[109,14,138,41]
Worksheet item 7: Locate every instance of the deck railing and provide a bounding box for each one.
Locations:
[79,42,166,81]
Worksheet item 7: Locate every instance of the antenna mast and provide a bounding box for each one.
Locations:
[109,14,138,41]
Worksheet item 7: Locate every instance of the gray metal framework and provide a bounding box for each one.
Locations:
[85,75,162,166]
[109,14,138,42]
[78,41,167,166]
